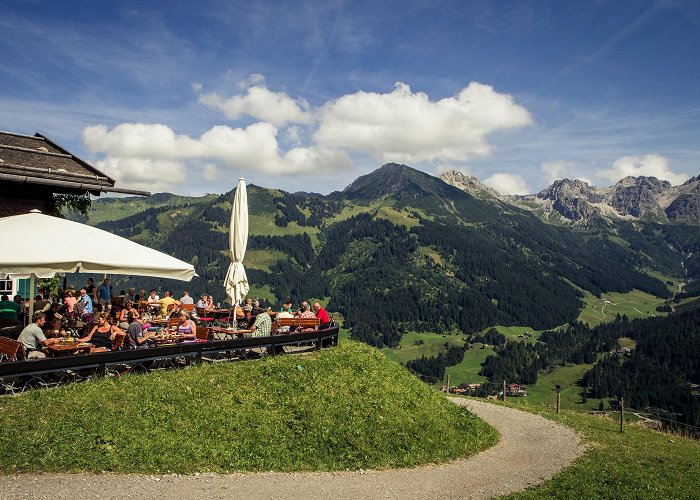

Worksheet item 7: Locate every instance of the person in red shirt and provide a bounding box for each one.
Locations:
[312,302,331,329]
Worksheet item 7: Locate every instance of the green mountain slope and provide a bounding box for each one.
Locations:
[81,163,699,348]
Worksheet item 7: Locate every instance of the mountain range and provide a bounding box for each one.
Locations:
[439,169,700,224]
[76,163,700,347]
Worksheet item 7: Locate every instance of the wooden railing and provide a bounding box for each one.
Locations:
[0,326,339,389]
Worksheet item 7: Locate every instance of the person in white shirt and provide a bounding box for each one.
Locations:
[147,289,160,314]
[179,291,194,305]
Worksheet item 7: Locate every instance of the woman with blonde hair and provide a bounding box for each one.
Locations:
[176,310,197,340]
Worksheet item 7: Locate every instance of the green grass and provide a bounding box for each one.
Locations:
[507,363,604,412]
[445,347,493,384]
[381,331,467,365]
[498,401,700,499]
[244,249,288,272]
[578,289,667,326]
[0,342,496,474]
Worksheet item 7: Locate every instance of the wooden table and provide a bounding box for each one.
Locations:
[46,342,94,356]
[208,326,249,340]
[149,332,186,346]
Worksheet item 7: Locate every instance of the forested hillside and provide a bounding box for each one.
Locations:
[80,164,699,349]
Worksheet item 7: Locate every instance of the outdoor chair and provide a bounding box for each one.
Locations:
[0,336,22,361]
[196,307,214,326]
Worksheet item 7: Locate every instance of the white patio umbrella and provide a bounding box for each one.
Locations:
[223,178,249,306]
[0,210,197,317]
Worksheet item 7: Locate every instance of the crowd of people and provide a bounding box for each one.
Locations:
[6,277,334,360]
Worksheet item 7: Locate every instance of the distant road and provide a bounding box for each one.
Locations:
[0,399,584,499]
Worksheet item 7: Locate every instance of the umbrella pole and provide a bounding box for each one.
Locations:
[28,273,36,319]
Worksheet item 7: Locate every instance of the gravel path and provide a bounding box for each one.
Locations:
[0,398,585,499]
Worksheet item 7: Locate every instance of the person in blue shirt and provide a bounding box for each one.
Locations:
[78,287,93,316]
[96,278,112,311]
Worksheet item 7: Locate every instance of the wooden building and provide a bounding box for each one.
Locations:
[0,130,148,217]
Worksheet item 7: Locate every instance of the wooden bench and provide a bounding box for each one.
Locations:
[0,335,22,361]
[273,317,320,333]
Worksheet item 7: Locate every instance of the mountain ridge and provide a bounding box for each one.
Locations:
[437,169,700,224]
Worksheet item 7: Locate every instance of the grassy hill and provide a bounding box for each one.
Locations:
[498,400,700,499]
[0,342,496,473]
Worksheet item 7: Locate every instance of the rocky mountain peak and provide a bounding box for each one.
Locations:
[609,176,669,218]
[537,178,604,203]
[438,170,500,200]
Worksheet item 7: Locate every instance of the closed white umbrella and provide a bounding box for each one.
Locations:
[0,209,197,317]
[223,178,249,306]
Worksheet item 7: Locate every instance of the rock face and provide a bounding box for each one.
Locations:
[665,175,700,222]
[536,179,607,221]
[608,176,670,218]
[438,170,500,200]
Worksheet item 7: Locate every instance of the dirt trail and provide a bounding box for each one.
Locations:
[1,399,585,499]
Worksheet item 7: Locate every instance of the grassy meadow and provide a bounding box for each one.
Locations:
[577,289,667,326]
[0,341,496,474]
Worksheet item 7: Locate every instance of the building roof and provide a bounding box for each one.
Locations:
[0,130,149,196]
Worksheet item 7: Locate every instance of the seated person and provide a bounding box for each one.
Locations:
[78,313,126,351]
[117,300,138,329]
[167,302,182,319]
[147,289,160,315]
[175,311,197,340]
[0,294,20,322]
[179,291,194,304]
[77,288,94,319]
[124,288,136,303]
[313,302,331,329]
[128,312,155,348]
[18,312,61,358]
[196,294,208,309]
[34,294,51,313]
[277,302,294,333]
[44,302,64,325]
[205,295,216,312]
[44,316,67,338]
[159,290,179,317]
[63,290,77,316]
[248,311,272,338]
[298,301,317,331]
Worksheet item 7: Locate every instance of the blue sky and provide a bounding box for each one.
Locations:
[1,0,699,196]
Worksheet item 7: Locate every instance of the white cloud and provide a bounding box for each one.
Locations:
[198,85,312,127]
[83,80,534,192]
[191,82,203,92]
[283,146,353,174]
[201,163,219,181]
[315,81,533,165]
[596,154,688,185]
[483,173,530,195]
[540,161,572,184]
[83,123,202,159]
[83,121,351,191]
[94,157,187,192]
